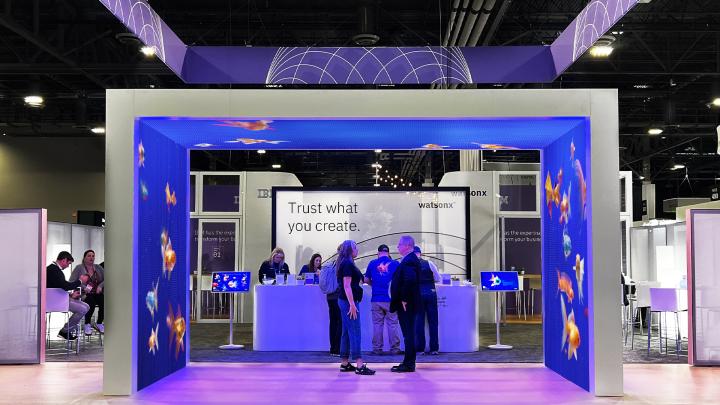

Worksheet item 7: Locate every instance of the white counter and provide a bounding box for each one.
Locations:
[253,284,479,352]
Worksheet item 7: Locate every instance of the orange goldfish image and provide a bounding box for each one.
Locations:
[471,143,518,150]
[163,238,176,278]
[166,303,186,359]
[148,323,159,355]
[421,144,449,150]
[574,159,587,219]
[570,140,576,161]
[215,120,273,131]
[138,141,146,167]
[559,184,572,225]
[561,298,581,360]
[165,183,177,208]
[575,253,585,303]
[225,138,287,145]
[544,172,561,217]
[557,269,575,303]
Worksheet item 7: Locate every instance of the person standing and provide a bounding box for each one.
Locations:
[337,240,375,375]
[389,236,421,373]
[319,247,342,356]
[364,244,401,355]
[414,246,440,355]
[70,249,105,335]
[46,251,89,340]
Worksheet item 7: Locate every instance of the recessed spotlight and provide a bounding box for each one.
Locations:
[140,46,156,57]
[639,176,645,180]
[257,149,266,154]
[90,127,105,134]
[672,164,685,170]
[272,164,281,169]
[589,45,613,57]
[712,98,720,107]
[408,182,412,186]
[647,128,663,135]
[24,95,44,107]
[374,149,382,153]
[492,84,503,87]
[194,143,213,148]
[393,185,397,188]
[394,175,398,179]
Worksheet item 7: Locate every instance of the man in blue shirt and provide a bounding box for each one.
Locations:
[364,244,401,355]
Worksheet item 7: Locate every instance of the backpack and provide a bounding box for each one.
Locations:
[319,262,339,295]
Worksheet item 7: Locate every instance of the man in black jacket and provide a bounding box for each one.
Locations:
[389,235,421,372]
[47,251,89,340]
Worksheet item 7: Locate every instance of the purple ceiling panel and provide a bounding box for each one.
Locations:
[550,0,639,74]
[98,1,638,84]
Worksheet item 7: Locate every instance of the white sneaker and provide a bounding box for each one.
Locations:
[95,323,105,334]
[84,323,93,336]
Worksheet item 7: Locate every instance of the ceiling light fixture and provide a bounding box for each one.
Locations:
[672,164,685,170]
[633,84,650,89]
[588,35,615,58]
[140,46,156,57]
[374,149,382,153]
[91,127,105,134]
[647,128,663,135]
[257,149,266,154]
[24,95,44,107]
[712,98,720,107]
[272,164,281,169]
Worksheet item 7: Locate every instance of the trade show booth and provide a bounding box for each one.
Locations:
[104,89,623,396]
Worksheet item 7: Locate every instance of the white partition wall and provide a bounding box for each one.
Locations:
[0,209,46,364]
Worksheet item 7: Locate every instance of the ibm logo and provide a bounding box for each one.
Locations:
[257,189,271,199]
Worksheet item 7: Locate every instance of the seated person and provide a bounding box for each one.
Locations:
[299,253,322,277]
[258,247,290,284]
[70,249,105,335]
[46,251,89,340]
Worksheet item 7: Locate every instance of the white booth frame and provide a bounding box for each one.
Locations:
[105,89,622,396]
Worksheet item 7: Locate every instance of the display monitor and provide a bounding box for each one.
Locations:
[480,271,519,291]
[212,272,251,293]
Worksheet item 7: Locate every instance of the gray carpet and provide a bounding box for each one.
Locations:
[45,334,104,362]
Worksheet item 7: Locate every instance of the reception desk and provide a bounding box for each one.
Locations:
[254,284,479,352]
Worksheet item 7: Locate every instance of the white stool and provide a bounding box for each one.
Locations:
[45,288,80,356]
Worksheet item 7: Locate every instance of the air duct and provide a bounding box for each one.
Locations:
[467,0,496,46]
[458,0,485,46]
[352,1,379,46]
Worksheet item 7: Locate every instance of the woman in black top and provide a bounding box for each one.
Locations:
[257,247,290,284]
[299,253,322,276]
[336,240,375,376]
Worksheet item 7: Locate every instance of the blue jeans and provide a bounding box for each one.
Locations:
[338,299,362,361]
[415,288,439,353]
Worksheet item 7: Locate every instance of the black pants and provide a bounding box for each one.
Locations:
[398,308,417,369]
[83,293,104,324]
[327,298,342,354]
[416,289,439,353]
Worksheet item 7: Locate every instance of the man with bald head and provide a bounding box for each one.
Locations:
[389,235,422,372]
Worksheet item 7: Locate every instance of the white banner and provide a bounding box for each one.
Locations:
[273,188,468,276]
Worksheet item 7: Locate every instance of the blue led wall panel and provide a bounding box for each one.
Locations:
[541,120,590,391]
[135,124,189,390]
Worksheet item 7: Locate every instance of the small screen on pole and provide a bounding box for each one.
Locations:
[480,271,519,291]
[212,272,251,293]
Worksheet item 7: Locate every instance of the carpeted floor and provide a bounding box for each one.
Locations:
[47,322,687,364]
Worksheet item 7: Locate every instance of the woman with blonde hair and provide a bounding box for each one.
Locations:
[257,247,290,284]
[336,240,375,375]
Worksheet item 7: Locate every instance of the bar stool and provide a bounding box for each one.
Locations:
[629,281,660,349]
[45,288,80,356]
[514,275,526,320]
[648,287,686,357]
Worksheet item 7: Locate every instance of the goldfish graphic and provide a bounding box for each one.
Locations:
[421,144,449,150]
[140,181,149,201]
[544,172,561,217]
[215,120,273,131]
[557,269,575,303]
[148,323,159,355]
[559,183,572,225]
[574,159,587,220]
[138,141,145,167]
[165,183,176,209]
[166,303,186,359]
[146,278,159,318]
[575,253,585,303]
[163,238,176,279]
[160,229,169,252]
[570,140,576,162]
[225,138,287,145]
[562,227,572,259]
[471,143,518,150]
[490,274,501,287]
[561,298,580,360]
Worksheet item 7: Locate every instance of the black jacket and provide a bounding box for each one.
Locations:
[258,260,290,284]
[46,263,80,291]
[390,253,421,313]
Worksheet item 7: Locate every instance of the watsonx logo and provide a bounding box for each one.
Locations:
[418,201,456,209]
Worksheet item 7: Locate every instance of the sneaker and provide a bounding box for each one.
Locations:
[84,324,93,336]
[93,323,105,334]
[355,365,376,376]
[58,329,77,341]
[340,363,357,372]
